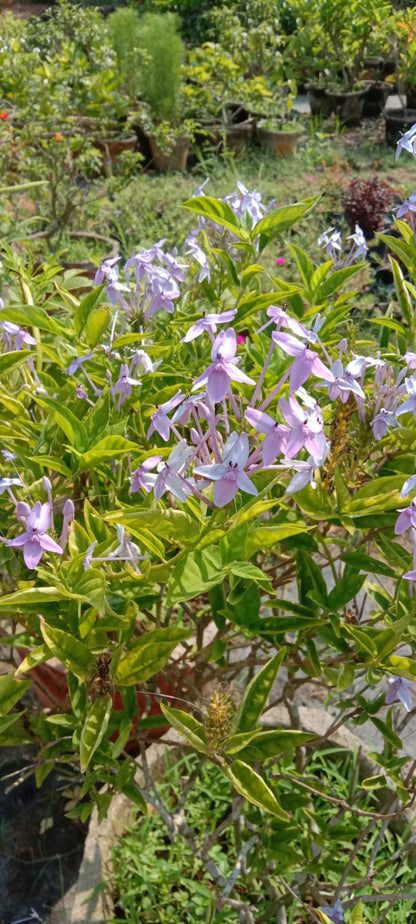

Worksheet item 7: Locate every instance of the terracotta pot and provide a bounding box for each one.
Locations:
[384,108,416,147]
[306,84,332,118]
[326,87,369,127]
[225,119,253,154]
[147,134,190,172]
[362,81,392,118]
[91,134,137,175]
[256,123,303,156]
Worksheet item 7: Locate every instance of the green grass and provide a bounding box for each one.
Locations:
[109,746,416,924]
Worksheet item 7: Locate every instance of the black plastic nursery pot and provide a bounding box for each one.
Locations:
[384,108,416,147]
[306,84,332,118]
[362,81,392,118]
[326,87,368,127]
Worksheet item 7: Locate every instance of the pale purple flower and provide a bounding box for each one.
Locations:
[182,309,237,343]
[395,123,416,161]
[258,305,308,338]
[0,476,23,495]
[185,232,211,283]
[397,376,416,419]
[153,440,193,502]
[324,359,365,403]
[279,394,327,460]
[94,255,120,286]
[130,456,162,494]
[347,224,368,260]
[143,265,181,320]
[129,349,154,375]
[231,181,266,227]
[194,432,258,507]
[396,190,416,219]
[385,675,413,711]
[65,352,94,375]
[318,226,342,260]
[171,392,207,425]
[112,363,142,409]
[59,498,75,548]
[244,407,289,465]
[285,456,323,493]
[321,899,344,924]
[371,408,398,440]
[395,499,416,534]
[1,321,37,350]
[402,351,416,369]
[3,501,62,569]
[192,328,255,403]
[401,473,416,497]
[124,241,167,282]
[272,331,334,392]
[147,391,184,441]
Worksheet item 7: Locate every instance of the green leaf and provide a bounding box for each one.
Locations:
[32,395,88,452]
[0,586,71,610]
[391,257,413,325]
[183,195,248,240]
[80,695,112,772]
[77,436,139,472]
[0,674,31,715]
[361,774,387,789]
[245,523,308,556]
[166,547,225,606]
[388,655,416,680]
[40,624,95,680]
[0,304,63,335]
[0,350,32,377]
[326,574,366,610]
[236,728,315,762]
[120,783,147,813]
[73,569,106,610]
[115,627,192,685]
[253,197,317,251]
[105,508,199,544]
[234,649,286,733]
[73,285,105,338]
[229,561,272,591]
[341,550,397,578]
[226,760,290,821]
[350,898,364,924]
[317,263,363,299]
[85,308,110,347]
[160,704,208,754]
[371,316,407,335]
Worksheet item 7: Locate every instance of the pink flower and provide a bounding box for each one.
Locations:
[275,257,286,266]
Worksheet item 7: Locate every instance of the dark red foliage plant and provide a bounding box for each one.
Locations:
[342,175,394,236]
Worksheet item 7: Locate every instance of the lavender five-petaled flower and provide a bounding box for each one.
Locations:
[153,440,193,502]
[279,394,327,460]
[130,456,162,494]
[396,123,416,161]
[385,675,413,712]
[401,473,416,497]
[347,224,368,260]
[395,499,416,534]
[396,190,416,219]
[318,226,342,260]
[321,899,344,924]
[245,407,289,465]
[324,359,365,404]
[371,408,398,440]
[182,309,237,343]
[112,363,142,409]
[147,391,184,441]
[194,432,258,507]
[397,376,416,420]
[3,501,62,569]
[192,328,255,403]
[272,331,334,392]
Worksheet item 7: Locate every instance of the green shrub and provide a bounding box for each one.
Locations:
[107,8,143,102]
[136,12,184,124]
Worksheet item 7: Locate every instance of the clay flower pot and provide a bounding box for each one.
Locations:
[91,133,137,176]
[256,121,303,156]
[147,134,190,172]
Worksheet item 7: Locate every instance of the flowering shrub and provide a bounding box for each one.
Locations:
[2,156,416,916]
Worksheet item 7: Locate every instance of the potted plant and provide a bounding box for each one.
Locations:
[255,81,304,156]
[134,11,194,172]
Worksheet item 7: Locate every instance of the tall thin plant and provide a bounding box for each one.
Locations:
[137,12,185,124]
